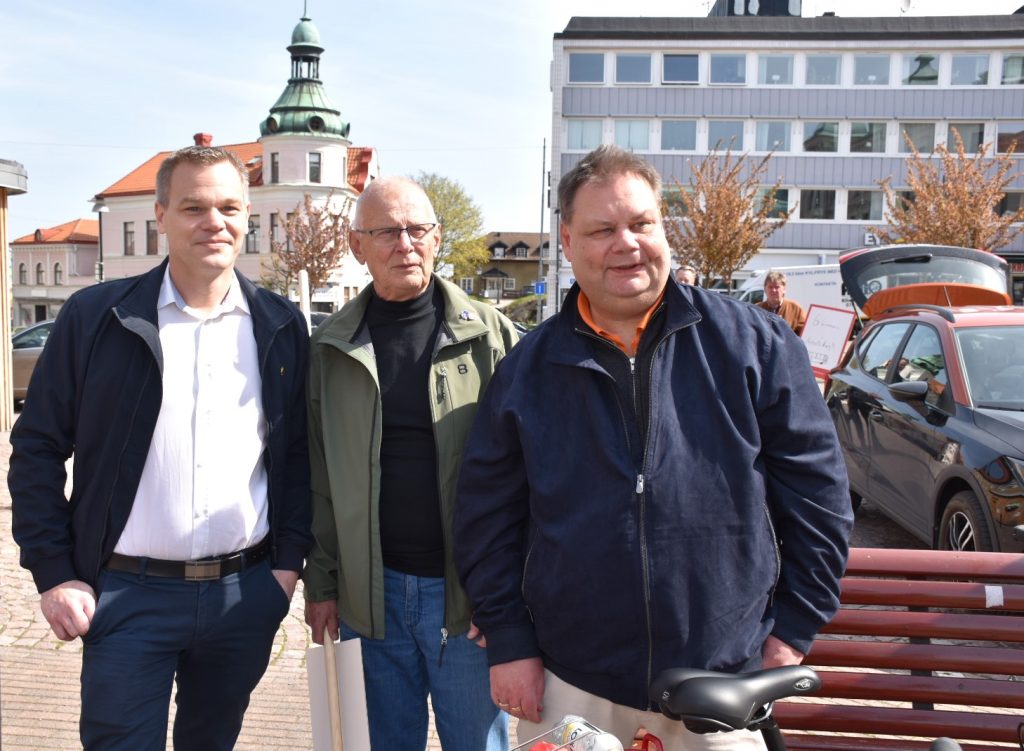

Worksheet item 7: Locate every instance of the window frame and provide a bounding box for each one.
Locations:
[850,122,887,154]
[755,121,791,152]
[805,54,841,86]
[803,121,839,153]
[708,120,744,151]
[661,119,698,151]
[614,119,650,151]
[123,221,135,256]
[799,189,837,220]
[901,53,939,86]
[854,54,890,86]
[568,52,605,84]
[662,53,699,85]
[996,121,1024,153]
[847,190,885,222]
[615,53,652,84]
[951,54,989,86]
[758,54,794,85]
[567,119,603,151]
[710,53,746,85]
[899,122,936,153]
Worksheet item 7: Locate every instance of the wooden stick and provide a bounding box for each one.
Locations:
[323,628,345,751]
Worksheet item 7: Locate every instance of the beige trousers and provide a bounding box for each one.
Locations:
[515,670,768,751]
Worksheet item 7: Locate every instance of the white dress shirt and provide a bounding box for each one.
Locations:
[114,270,270,560]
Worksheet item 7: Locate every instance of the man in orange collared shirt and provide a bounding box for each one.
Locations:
[454,145,851,751]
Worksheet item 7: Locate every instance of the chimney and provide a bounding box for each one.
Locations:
[193,132,214,147]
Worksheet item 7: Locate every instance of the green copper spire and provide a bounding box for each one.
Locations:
[260,16,350,139]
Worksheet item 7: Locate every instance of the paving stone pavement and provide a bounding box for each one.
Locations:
[0,430,522,750]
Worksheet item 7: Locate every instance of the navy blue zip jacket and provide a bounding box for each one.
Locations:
[454,280,853,710]
[10,260,312,594]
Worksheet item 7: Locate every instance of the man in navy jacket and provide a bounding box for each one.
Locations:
[454,145,852,750]
[9,146,311,750]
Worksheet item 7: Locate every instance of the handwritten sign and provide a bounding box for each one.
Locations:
[801,304,858,378]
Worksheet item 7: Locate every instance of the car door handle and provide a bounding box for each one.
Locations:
[869,410,884,422]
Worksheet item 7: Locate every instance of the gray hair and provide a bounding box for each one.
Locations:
[353,176,435,228]
[558,145,662,225]
[155,146,249,206]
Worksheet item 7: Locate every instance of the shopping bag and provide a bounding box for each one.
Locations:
[306,632,371,751]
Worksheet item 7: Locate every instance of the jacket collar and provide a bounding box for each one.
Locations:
[313,274,489,351]
[548,281,702,367]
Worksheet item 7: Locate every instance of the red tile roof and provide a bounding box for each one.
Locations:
[94,143,374,199]
[12,218,99,245]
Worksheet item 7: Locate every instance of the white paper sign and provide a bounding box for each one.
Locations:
[307,638,372,751]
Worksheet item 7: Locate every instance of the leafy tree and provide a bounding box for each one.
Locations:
[662,148,789,289]
[414,172,490,280]
[870,130,1024,251]
[262,192,352,294]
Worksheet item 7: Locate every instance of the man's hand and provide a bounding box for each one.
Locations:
[40,580,96,641]
[762,634,805,668]
[491,656,545,723]
[305,599,339,645]
[466,620,487,649]
[271,569,300,602]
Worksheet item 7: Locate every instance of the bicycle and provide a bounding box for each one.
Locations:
[649,665,964,751]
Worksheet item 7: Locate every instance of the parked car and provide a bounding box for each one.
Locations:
[826,244,1023,552]
[12,320,54,403]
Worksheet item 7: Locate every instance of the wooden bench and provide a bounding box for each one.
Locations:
[774,547,1024,751]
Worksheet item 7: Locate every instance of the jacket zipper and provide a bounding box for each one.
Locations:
[433,363,451,665]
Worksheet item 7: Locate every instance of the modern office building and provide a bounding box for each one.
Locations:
[546,11,1024,314]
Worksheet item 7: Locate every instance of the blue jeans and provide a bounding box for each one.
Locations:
[79,559,290,750]
[341,568,507,751]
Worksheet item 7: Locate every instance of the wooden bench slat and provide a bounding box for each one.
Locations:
[846,548,1024,581]
[821,608,1024,643]
[813,670,1024,708]
[840,578,1024,610]
[774,703,1022,743]
[784,736,1002,751]
[807,639,1024,675]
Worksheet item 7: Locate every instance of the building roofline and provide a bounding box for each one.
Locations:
[555,14,1024,42]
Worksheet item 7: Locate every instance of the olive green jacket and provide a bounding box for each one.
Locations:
[303,276,519,639]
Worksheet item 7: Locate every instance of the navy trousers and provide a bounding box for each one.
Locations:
[79,559,290,750]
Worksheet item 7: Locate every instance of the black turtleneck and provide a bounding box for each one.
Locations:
[362,280,445,577]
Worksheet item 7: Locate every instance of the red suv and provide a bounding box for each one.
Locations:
[826,245,1024,552]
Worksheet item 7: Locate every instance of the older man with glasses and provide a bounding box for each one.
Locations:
[303,176,518,751]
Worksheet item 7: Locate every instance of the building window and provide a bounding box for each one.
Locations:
[663,54,698,84]
[568,119,602,150]
[503,277,517,291]
[1001,54,1024,85]
[902,53,938,86]
[850,122,887,153]
[515,246,528,258]
[847,190,884,221]
[998,192,1023,217]
[18,263,26,285]
[270,152,280,184]
[53,262,63,285]
[123,221,135,256]
[146,220,158,255]
[710,54,745,84]
[899,123,935,153]
[459,277,474,293]
[308,152,322,183]
[755,121,790,152]
[949,123,985,152]
[615,120,649,151]
[270,212,281,249]
[803,122,838,152]
[662,120,697,151]
[757,188,789,218]
[758,55,793,85]
[854,55,889,85]
[35,263,45,285]
[286,212,295,251]
[800,190,836,220]
[951,54,989,85]
[708,120,743,150]
[246,215,260,254]
[568,52,604,83]
[806,54,840,85]
[616,54,651,83]
[493,245,506,259]
[997,121,1024,153]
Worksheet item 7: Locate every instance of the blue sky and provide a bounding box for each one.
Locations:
[0,0,1020,242]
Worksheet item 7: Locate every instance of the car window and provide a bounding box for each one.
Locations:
[12,324,50,349]
[957,325,1024,408]
[893,324,949,409]
[859,322,911,381]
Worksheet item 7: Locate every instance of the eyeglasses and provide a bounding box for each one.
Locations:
[353,223,438,244]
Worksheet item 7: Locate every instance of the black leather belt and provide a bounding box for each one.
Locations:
[106,538,272,582]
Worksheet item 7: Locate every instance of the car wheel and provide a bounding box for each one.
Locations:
[938,491,994,552]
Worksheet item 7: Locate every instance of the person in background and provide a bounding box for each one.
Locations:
[303,176,517,751]
[674,264,697,285]
[453,145,852,751]
[9,145,311,750]
[757,270,807,335]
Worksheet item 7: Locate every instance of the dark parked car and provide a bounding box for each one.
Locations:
[826,244,1023,552]
[12,320,54,403]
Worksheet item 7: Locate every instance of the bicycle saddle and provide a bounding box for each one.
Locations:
[649,666,821,734]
